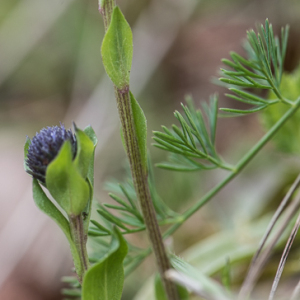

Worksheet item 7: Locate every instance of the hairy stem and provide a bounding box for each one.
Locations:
[115,89,179,299]
[99,1,179,298]
[69,214,90,284]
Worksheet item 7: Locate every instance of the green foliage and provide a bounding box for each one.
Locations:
[170,255,231,300]
[260,65,300,154]
[155,274,189,300]
[90,178,145,236]
[83,125,98,148]
[83,125,98,233]
[62,276,81,300]
[32,179,84,280]
[88,160,176,239]
[220,19,290,114]
[130,91,148,172]
[74,126,96,179]
[46,141,90,216]
[32,178,72,242]
[101,6,133,90]
[25,8,300,300]
[153,95,231,172]
[82,228,128,300]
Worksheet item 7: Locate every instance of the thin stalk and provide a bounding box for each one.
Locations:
[238,192,300,300]
[262,69,294,106]
[69,214,90,284]
[268,211,300,300]
[250,173,300,269]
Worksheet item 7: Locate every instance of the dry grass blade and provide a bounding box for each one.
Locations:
[251,174,300,267]
[238,190,300,299]
[165,270,231,300]
[268,211,300,300]
[290,280,300,300]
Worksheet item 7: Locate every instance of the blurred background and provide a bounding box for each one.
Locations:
[1,0,300,299]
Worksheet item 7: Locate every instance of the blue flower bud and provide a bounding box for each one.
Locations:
[26,125,77,184]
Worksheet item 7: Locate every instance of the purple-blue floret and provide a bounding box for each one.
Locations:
[26,125,77,184]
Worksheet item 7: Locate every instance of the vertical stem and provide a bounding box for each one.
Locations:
[98,0,116,31]
[69,214,90,284]
[116,89,179,300]
[99,2,179,298]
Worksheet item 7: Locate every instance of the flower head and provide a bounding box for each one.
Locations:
[26,125,77,184]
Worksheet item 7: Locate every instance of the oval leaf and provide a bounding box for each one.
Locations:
[46,141,90,216]
[82,227,128,300]
[101,6,133,90]
[130,91,147,172]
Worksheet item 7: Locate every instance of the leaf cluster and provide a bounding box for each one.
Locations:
[153,95,231,172]
[220,19,290,114]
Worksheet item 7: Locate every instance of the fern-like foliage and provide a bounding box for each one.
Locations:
[61,276,81,300]
[153,95,232,172]
[220,19,290,114]
[88,160,177,239]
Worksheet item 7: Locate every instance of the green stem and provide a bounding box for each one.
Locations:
[167,96,300,236]
[263,70,294,105]
[116,88,179,300]
[99,1,179,298]
[69,214,90,284]
[98,0,115,31]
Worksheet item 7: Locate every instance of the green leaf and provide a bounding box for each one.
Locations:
[32,179,72,241]
[229,88,269,104]
[170,255,231,300]
[32,179,83,275]
[74,127,95,179]
[130,91,148,172]
[82,227,128,300]
[155,274,189,300]
[84,125,98,147]
[83,125,98,232]
[101,6,133,90]
[156,163,201,172]
[97,207,129,230]
[155,274,168,300]
[46,141,90,216]
[23,137,31,172]
[220,105,268,114]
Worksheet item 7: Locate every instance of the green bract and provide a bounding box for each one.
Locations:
[101,6,133,90]
[24,125,97,217]
[46,141,90,216]
[74,127,95,179]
